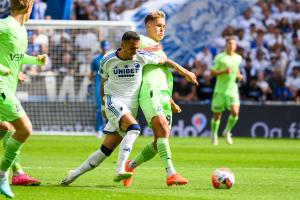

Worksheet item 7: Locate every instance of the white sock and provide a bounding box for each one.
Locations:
[13,169,24,176]
[0,170,9,180]
[73,149,107,177]
[116,129,139,175]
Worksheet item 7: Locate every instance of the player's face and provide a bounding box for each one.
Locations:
[146,18,166,42]
[122,39,140,60]
[226,39,237,53]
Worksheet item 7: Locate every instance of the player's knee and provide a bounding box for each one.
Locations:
[100,144,113,157]
[126,124,141,135]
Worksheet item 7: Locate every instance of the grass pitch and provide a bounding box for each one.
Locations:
[1,135,299,200]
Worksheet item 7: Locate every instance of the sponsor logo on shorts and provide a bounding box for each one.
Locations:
[157,106,162,112]
[15,104,21,112]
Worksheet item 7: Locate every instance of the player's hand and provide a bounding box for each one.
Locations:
[18,72,26,84]
[142,44,162,52]
[5,69,12,76]
[171,101,182,113]
[224,67,232,74]
[237,73,243,81]
[185,71,198,85]
[37,54,48,65]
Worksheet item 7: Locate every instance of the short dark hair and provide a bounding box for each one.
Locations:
[122,31,140,42]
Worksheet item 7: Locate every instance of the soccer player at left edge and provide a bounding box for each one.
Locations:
[0,0,48,198]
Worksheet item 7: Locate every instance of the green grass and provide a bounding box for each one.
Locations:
[1,136,300,200]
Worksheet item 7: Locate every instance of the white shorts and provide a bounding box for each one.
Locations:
[103,95,138,137]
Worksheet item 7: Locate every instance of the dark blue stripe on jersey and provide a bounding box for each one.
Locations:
[138,50,155,57]
[107,96,120,117]
[101,51,117,66]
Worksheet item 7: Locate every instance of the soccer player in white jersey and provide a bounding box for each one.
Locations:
[61,31,197,186]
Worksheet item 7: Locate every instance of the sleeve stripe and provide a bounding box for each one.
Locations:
[138,50,155,57]
[101,52,117,66]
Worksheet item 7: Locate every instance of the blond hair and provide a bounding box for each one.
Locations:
[10,0,33,12]
[144,11,165,24]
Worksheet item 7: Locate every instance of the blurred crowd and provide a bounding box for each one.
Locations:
[71,0,149,20]
[175,0,300,103]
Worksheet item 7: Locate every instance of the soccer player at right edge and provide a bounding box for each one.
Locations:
[61,31,197,186]
[210,36,243,145]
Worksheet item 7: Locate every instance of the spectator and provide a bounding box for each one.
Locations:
[285,67,300,100]
[31,0,47,19]
[173,78,195,101]
[244,77,263,101]
[0,0,10,18]
[195,70,214,101]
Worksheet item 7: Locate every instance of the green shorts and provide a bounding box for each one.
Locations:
[0,92,26,122]
[139,90,172,128]
[211,92,240,113]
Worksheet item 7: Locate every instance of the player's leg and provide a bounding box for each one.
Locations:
[144,91,187,185]
[0,95,31,198]
[0,122,40,186]
[222,95,240,144]
[114,111,140,182]
[61,132,122,186]
[0,116,31,198]
[211,93,225,145]
[126,91,161,172]
[211,112,222,145]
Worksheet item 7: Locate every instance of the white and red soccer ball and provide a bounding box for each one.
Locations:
[211,168,235,189]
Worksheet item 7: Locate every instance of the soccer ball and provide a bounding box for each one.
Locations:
[211,168,235,189]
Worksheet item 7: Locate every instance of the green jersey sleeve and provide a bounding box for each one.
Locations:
[21,54,43,65]
[0,20,8,40]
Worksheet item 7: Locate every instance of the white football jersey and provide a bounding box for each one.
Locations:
[99,49,160,103]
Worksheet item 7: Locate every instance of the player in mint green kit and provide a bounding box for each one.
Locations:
[210,36,243,145]
[0,0,48,198]
[124,11,198,187]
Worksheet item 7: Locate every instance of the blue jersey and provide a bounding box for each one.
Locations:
[91,54,104,84]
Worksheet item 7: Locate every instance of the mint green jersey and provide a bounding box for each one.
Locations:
[0,16,28,95]
[212,52,242,96]
[139,35,173,95]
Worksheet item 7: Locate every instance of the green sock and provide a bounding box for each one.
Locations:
[2,131,23,173]
[157,138,176,176]
[130,142,157,169]
[224,115,239,133]
[211,119,220,136]
[0,137,23,171]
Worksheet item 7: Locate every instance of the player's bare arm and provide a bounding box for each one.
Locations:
[142,44,163,52]
[100,78,107,119]
[158,57,198,85]
[170,98,182,113]
[211,67,231,76]
[0,64,11,76]
[236,68,243,81]
[22,54,48,66]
